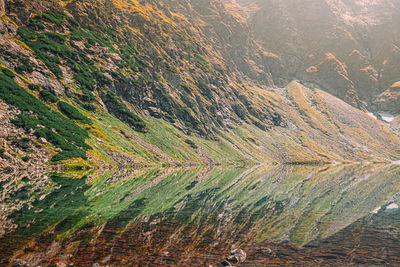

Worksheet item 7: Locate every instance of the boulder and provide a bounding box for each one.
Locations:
[148,106,161,118]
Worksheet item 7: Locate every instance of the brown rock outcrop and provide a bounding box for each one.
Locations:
[374,81,400,113]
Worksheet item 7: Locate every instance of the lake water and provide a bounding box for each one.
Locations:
[1,163,400,266]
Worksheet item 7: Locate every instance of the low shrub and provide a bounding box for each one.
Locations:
[40,90,59,103]
[194,54,209,71]
[1,68,15,78]
[16,58,34,74]
[103,91,146,131]
[57,101,92,124]
[28,84,40,91]
[21,156,31,162]
[185,139,198,149]
[181,84,192,93]
[34,11,65,26]
[196,78,211,95]
[51,149,87,162]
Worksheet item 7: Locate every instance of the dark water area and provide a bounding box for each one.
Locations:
[1,164,400,266]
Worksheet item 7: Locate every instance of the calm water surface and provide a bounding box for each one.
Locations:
[1,164,400,266]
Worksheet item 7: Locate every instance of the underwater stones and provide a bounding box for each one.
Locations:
[221,248,246,266]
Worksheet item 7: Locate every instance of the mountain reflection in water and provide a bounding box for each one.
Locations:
[0,163,400,266]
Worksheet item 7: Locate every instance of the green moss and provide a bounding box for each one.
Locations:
[66,15,80,27]
[164,113,175,123]
[18,26,74,78]
[80,89,96,102]
[37,52,62,78]
[44,31,67,43]
[118,45,141,71]
[73,71,96,91]
[93,69,112,86]
[153,87,170,104]
[18,24,113,95]
[81,103,97,112]
[70,26,115,48]
[28,19,45,30]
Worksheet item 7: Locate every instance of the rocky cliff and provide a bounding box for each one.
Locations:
[236,0,400,113]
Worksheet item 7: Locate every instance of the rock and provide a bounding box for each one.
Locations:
[13,259,27,266]
[38,137,48,144]
[70,40,86,50]
[143,97,156,105]
[28,71,65,96]
[14,138,31,150]
[373,81,400,114]
[257,247,273,255]
[2,166,14,173]
[0,0,5,16]
[108,52,123,63]
[148,106,162,118]
[221,248,246,266]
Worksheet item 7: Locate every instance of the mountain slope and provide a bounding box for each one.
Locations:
[0,0,399,171]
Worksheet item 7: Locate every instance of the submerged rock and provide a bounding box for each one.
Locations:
[221,248,246,266]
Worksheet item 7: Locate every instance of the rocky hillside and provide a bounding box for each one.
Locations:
[235,0,400,113]
[0,0,399,170]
